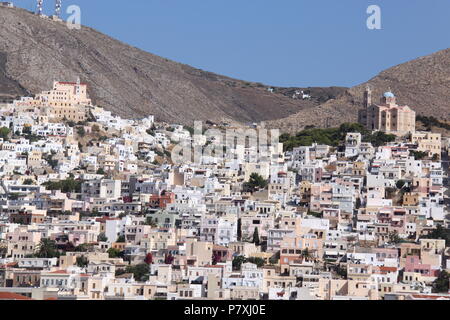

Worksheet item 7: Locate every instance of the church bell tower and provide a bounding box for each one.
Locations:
[364,85,372,109]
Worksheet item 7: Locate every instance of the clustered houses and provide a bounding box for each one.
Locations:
[0,83,449,301]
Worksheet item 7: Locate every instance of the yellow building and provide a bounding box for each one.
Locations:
[44,80,92,107]
[14,79,92,122]
[261,266,296,294]
[403,193,420,206]
[352,161,366,176]
[411,132,441,157]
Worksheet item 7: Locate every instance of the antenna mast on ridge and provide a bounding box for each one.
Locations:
[55,0,62,17]
[36,0,44,15]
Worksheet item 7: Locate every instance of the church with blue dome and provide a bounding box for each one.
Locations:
[358,87,416,136]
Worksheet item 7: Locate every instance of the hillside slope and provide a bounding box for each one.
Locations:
[267,48,450,132]
[0,6,343,125]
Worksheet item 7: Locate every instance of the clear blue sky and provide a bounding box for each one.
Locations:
[16,0,450,87]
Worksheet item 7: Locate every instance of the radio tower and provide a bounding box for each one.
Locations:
[36,0,44,15]
[55,0,62,17]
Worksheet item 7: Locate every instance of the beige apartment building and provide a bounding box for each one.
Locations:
[317,278,379,300]
[14,80,92,122]
[185,240,214,267]
[261,266,296,294]
[403,193,420,206]
[411,132,441,157]
[27,150,42,168]
[45,81,92,107]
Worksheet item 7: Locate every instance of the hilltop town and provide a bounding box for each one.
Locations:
[0,80,449,301]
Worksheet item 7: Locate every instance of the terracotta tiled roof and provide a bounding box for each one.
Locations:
[213,244,229,250]
[205,265,224,268]
[411,294,450,300]
[0,262,18,268]
[48,270,68,274]
[0,292,33,300]
[378,266,397,273]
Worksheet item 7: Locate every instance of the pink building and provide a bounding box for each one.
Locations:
[359,88,416,135]
[404,256,438,277]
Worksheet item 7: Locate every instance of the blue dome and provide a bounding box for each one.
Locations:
[384,91,395,98]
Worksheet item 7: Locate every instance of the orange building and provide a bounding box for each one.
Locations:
[149,191,175,209]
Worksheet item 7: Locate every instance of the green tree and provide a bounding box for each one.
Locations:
[0,246,7,258]
[301,248,312,261]
[107,248,123,258]
[422,224,450,247]
[98,233,108,242]
[307,211,323,218]
[396,180,406,189]
[115,269,127,277]
[116,235,126,243]
[76,256,89,268]
[252,227,260,246]
[92,124,100,132]
[232,255,246,271]
[35,239,59,258]
[118,212,127,219]
[245,257,265,268]
[385,187,397,199]
[0,127,10,141]
[8,193,20,201]
[355,198,362,209]
[237,218,242,241]
[74,243,92,252]
[335,264,347,279]
[144,217,157,227]
[432,271,449,293]
[77,126,86,137]
[417,115,450,131]
[365,131,396,147]
[22,126,32,135]
[269,252,280,265]
[63,242,76,252]
[410,150,428,160]
[279,122,396,151]
[388,231,402,244]
[184,126,195,136]
[43,178,82,193]
[44,154,59,169]
[243,173,268,193]
[126,264,150,282]
[23,178,35,185]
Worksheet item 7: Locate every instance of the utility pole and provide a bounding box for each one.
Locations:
[55,0,62,17]
[36,0,44,15]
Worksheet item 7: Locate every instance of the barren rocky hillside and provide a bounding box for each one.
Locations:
[267,48,450,133]
[0,6,343,125]
[2,6,448,132]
